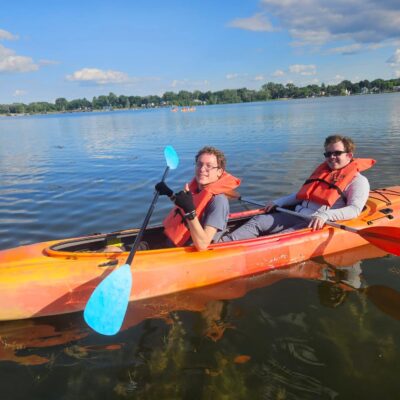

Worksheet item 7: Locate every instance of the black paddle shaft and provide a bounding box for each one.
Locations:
[126,166,170,265]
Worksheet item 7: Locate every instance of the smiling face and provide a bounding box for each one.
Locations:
[324,140,353,170]
[195,153,223,189]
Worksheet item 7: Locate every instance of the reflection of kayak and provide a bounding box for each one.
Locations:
[0,316,89,365]
[1,187,400,321]
[0,243,389,365]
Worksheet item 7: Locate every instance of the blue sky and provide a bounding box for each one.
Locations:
[1,0,400,103]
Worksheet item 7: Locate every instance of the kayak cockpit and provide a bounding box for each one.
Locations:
[46,209,264,254]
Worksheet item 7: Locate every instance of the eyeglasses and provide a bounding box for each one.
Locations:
[324,150,347,158]
[195,162,220,171]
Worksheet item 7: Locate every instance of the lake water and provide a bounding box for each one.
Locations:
[1,94,400,399]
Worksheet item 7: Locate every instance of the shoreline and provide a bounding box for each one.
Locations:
[1,91,399,118]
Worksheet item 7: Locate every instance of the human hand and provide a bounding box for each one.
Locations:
[174,189,195,214]
[308,216,326,231]
[264,201,276,213]
[155,181,173,197]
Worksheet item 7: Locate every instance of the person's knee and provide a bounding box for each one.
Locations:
[252,214,274,233]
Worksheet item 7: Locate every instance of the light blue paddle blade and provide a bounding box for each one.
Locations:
[83,264,132,336]
[164,145,179,170]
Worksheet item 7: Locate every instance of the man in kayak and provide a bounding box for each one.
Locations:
[156,146,241,250]
[222,135,375,241]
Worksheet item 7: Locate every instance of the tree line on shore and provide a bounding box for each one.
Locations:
[1,77,400,115]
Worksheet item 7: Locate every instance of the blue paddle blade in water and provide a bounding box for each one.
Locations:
[83,264,132,335]
[164,145,179,170]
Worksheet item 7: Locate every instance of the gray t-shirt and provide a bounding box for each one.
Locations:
[201,194,230,242]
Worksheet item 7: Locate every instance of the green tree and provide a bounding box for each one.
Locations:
[162,91,177,104]
[118,95,130,109]
[55,98,68,111]
[128,96,142,107]
[0,104,10,114]
[108,92,118,107]
[9,103,26,114]
[177,90,192,105]
[262,82,285,99]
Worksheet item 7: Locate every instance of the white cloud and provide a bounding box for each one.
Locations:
[225,72,265,84]
[257,0,400,47]
[387,48,400,77]
[290,29,333,47]
[0,29,18,41]
[226,73,239,80]
[289,64,316,76]
[387,48,400,66]
[0,44,39,73]
[0,29,55,75]
[171,79,209,89]
[272,69,285,77]
[13,89,26,97]
[367,39,400,50]
[326,44,363,55]
[228,13,274,32]
[330,74,345,84]
[171,79,182,88]
[66,68,130,84]
[225,73,251,81]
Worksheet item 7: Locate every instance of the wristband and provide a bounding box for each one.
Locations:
[184,210,196,221]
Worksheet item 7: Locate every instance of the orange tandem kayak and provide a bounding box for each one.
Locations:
[0,186,399,322]
[0,243,389,365]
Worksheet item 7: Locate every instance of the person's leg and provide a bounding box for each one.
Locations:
[222,212,306,241]
[280,220,309,233]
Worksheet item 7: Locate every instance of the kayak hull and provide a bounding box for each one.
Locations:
[1,186,399,321]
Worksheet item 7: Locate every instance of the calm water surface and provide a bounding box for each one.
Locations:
[1,94,400,399]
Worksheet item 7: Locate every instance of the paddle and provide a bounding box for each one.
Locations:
[83,146,179,335]
[228,191,400,257]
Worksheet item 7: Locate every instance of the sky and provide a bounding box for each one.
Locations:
[1,0,400,104]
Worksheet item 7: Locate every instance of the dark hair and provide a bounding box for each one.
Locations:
[195,146,226,170]
[324,135,355,153]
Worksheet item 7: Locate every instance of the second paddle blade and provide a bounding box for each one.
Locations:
[83,264,132,335]
[360,226,400,256]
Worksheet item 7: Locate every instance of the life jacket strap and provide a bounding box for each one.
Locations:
[303,178,347,202]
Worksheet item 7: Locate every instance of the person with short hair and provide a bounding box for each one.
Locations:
[156,146,240,250]
[222,135,375,241]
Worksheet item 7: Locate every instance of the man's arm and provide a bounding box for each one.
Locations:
[313,174,370,223]
[188,195,229,250]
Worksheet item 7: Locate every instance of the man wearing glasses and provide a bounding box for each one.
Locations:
[222,135,375,241]
[156,146,240,250]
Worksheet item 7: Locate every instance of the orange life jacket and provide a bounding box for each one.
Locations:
[296,158,375,206]
[163,172,241,246]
